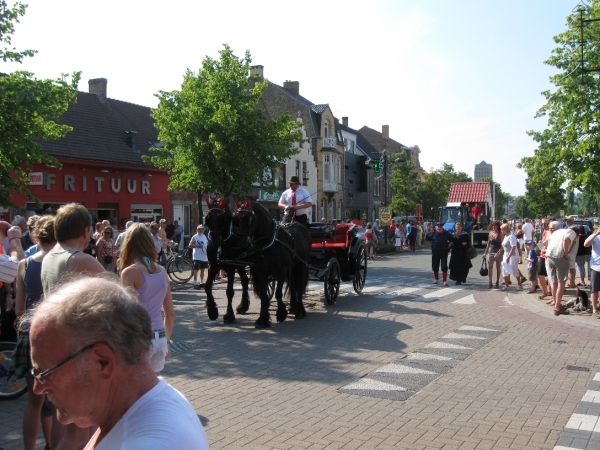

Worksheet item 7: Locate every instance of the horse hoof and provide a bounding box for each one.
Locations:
[276,310,288,323]
[254,319,271,329]
[207,305,219,321]
[223,316,236,324]
[294,311,306,320]
[236,303,249,314]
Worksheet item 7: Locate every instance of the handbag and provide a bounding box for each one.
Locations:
[479,258,489,276]
[466,246,478,260]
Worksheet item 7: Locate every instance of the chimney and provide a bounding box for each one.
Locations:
[88,78,107,103]
[382,125,389,140]
[250,65,264,79]
[283,81,299,96]
[342,117,348,127]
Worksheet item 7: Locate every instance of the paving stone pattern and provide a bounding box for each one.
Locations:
[3,249,600,449]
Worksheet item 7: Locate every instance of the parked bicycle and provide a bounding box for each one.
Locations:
[0,341,28,400]
[164,241,194,284]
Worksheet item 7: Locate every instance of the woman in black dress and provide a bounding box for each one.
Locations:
[449,222,472,285]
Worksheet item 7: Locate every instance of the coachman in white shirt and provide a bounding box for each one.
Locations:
[278,176,313,227]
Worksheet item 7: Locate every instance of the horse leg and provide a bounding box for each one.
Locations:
[235,267,250,314]
[254,274,271,329]
[205,265,219,321]
[223,266,236,324]
[275,277,287,323]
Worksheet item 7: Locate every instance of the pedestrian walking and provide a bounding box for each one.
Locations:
[449,222,472,285]
[425,223,452,286]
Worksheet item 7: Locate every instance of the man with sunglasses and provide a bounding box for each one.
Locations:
[27,276,209,449]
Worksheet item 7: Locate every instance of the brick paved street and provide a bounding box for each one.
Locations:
[2,248,600,449]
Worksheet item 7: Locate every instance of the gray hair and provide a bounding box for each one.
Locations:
[549,220,561,231]
[11,216,25,226]
[25,275,152,366]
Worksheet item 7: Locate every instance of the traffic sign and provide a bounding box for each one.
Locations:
[379,207,392,226]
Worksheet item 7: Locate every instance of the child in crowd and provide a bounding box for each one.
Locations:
[524,240,538,293]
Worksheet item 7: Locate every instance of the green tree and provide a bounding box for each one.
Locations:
[417,163,472,221]
[0,1,80,207]
[520,1,600,196]
[148,44,303,208]
[520,174,565,218]
[389,151,420,216]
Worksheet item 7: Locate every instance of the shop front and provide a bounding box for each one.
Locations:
[11,158,170,229]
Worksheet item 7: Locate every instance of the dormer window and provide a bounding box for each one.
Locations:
[324,120,329,138]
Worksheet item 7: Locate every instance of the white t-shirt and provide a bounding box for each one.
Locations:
[591,236,600,271]
[85,379,209,450]
[522,222,534,241]
[191,233,208,262]
[545,229,576,259]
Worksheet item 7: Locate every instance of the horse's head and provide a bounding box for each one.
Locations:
[204,195,229,241]
[236,200,258,241]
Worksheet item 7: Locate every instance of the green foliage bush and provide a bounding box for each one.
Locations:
[375,243,397,254]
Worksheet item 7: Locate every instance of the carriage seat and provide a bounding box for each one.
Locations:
[309,223,356,248]
[308,223,332,240]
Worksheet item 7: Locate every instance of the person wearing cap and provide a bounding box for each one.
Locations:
[189,224,208,288]
[524,241,538,293]
[278,176,313,227]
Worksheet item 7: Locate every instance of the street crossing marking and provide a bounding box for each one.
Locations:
[551,370,600,449]
[421,287,455,299]
[453,295,476,304]
[339,325,505,402]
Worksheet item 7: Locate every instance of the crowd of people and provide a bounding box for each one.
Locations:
[0,204,207,449]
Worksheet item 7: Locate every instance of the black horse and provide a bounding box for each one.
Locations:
[203,197,251,324]
[237,200,311,328]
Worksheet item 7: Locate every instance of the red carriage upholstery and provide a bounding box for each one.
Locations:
[311,223,355,249]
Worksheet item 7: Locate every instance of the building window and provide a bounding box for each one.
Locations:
[324,120,330,138]
[374,178,380,197]
[329,199,334,220]
[302,161,308,186]
[344,138,355,153]
[295,160,300,178]
[324,155,331,182]
[320,198,325,220]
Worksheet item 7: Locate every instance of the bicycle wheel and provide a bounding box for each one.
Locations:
[167,257,194,284]
[0,341,28,400]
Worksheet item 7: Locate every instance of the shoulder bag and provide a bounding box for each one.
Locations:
[479,258,489,276]
[466,245,478,260]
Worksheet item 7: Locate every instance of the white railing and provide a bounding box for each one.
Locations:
[322,137,337,148]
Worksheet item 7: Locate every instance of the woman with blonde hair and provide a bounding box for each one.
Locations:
[500,222,523,291]
[13,216,55,450]
[119,223,174,374]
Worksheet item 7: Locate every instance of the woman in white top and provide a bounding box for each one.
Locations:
[500,223,523,291]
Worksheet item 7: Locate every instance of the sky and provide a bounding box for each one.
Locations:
[3,0,580,196]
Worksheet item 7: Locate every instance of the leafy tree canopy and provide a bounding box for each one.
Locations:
[389,151,421,217]
[417,163,472,220]
[520,1,600,197]
[0,1,80,207]
[148,44,303,201]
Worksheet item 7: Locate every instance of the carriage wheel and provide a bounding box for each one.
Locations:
[324,257,341,305]
[353,244,368,294]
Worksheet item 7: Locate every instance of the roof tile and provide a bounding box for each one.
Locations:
[448,182,489,203]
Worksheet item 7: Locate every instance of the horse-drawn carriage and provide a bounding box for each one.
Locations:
[307,222,368,304]
[203,198,368,328]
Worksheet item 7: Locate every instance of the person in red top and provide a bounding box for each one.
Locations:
[471,204,483,223]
